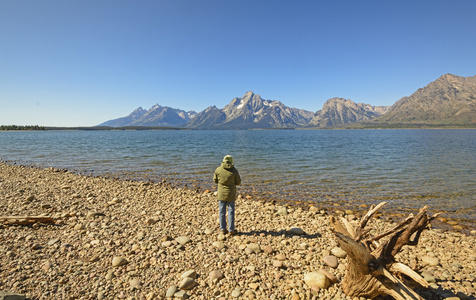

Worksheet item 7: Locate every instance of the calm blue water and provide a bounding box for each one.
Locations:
[1,129,475,223]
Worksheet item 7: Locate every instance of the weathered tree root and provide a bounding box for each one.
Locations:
[330,202,440,300]
[0,216,55,226]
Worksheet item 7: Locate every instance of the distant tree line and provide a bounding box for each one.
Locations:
[0,125,46,131]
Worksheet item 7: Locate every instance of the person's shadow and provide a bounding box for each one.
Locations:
[235,229,322,239]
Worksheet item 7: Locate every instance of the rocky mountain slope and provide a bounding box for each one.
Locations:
[372,74,476,125]
[97,73,476,129]
[99,105,196,127]
[306,98,390,128]
[187,92,314,129]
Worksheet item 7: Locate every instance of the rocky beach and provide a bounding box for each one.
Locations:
[0,163,475,300]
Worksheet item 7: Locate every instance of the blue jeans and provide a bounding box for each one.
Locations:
[219,201,235,231]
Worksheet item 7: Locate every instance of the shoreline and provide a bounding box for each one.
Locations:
[1,162,475,299]
[2,159,475,235]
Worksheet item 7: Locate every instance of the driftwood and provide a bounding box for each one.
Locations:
[330,202,440,300]
[0,216,55,226]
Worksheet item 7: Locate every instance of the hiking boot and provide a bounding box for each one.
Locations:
[221,229,228,234]
[229,230,237,235]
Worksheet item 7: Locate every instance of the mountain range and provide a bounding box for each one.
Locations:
[98,74,476,129]
[99,104,196,127]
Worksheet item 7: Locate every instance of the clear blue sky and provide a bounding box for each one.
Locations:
[1,0,475,126]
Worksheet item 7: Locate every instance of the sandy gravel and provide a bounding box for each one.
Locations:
[0,163,475,300]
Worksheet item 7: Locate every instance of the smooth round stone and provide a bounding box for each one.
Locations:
[179,277,195,290]
[331,247,347,258]
[181,269,197,279]
[165,286,177,298]
[276,254,286,261]
[212,241,225,250]
[246,243,260,253]
[304,271,330,290]
[105,271,115,280]
[209,270,224,282]
[175,236,191,245]
[262,245,274,254]
[273,260,283,268]
[231,289,241,298]
[112,257,128,267]
[290,227,305,235]
[323,255,338,268]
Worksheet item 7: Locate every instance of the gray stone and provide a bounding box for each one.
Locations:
[105,271,115,280]
[179,277,195,290]
[165,286,177,298]
[173,290,189,299]
[112,256,128,267]
[290,227,305,235]
[181,270,197,279]
[47,238,60,246]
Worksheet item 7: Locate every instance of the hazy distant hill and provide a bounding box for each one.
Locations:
[306,98,390,128]
[371,74,476,125]
[99,105,196,127]
[187,91,314,129]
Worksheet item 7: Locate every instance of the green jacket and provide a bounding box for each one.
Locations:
[214,160,241,202]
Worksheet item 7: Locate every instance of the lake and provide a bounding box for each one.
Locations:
[1,129,475,226]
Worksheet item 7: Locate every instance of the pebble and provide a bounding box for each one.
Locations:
[166,286,177,298]
[290,227,305,235]
[129,279,141,289]
[181,270,197,279]
[323,255,339,268]
[273,260,284,268]
[231,289,241,298]
[179,277,195,290]
[319,269,338,283]
[176,236,191,245]
[304,271,330,289]
[212,241,225,250]
[331,247,347,258]
[246,243,261,253]
[209,270,224,282]
[112,257,128,267]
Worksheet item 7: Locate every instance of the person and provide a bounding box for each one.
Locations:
[213,155,241,235]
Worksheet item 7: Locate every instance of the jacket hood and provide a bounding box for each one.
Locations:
[222,155,234,169]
